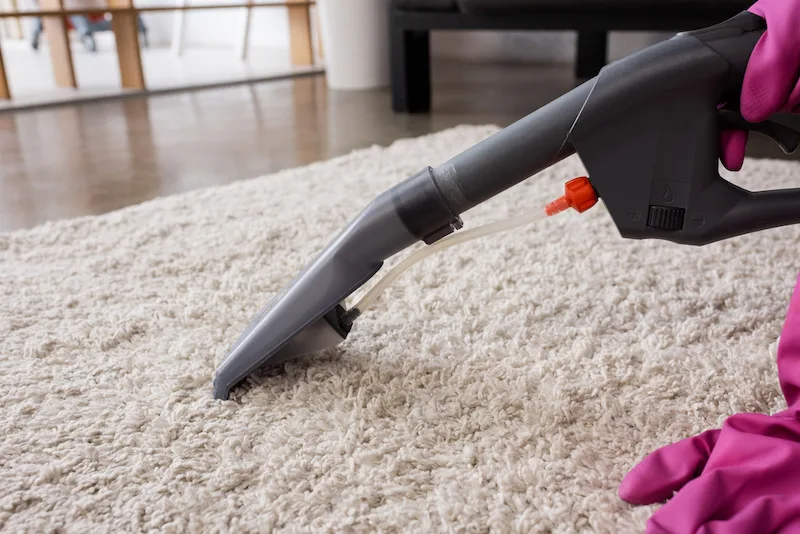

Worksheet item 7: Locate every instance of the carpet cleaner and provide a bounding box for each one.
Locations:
[213,11,800,400]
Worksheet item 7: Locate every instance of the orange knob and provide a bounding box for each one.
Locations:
[545,176,598,216]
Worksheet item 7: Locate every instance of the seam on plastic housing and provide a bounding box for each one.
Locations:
[554,69,603,166]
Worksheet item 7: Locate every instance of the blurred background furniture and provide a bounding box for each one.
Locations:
[29,14,149,52]
[390,0,753,113]
[0,0,319,106]
[317,0,390,89]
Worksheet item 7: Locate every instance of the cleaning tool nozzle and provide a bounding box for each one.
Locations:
[216,8,798,400]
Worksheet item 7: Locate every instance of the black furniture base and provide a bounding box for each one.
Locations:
[390,3,752,113]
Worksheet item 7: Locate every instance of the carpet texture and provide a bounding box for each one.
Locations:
[3,125,800,533]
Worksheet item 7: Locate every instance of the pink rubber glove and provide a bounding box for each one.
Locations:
[720,0,800,171]
[618,272,800,533]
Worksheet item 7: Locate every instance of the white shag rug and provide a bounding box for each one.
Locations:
[3,125,800,533]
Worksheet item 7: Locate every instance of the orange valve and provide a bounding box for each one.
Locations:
[545,176,599,216]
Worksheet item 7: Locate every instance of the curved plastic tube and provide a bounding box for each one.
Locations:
[343,208,550,321]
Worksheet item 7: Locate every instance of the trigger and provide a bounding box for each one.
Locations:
[719,109,800,155]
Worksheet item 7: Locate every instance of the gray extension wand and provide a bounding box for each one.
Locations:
[213,11,800,400]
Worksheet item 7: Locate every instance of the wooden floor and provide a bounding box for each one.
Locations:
[1,60,796,232]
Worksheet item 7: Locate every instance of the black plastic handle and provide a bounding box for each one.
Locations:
[427,10,800,247]
[681,10,766,107]
[564,10,800,246]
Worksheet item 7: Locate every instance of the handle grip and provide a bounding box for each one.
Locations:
[680,10,766,106]
[426,10,800,246]
[565,10,800,246]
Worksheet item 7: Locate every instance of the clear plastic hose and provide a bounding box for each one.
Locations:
[341,175,599,325]
[342,207,550,323]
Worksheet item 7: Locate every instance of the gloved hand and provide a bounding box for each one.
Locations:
[720,0,800,171]
[618,271,800,533]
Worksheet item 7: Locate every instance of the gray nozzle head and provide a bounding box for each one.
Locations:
[213,304,351,400]
[212,166,463,400]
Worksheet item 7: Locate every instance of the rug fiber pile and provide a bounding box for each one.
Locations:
[2,125,799,533]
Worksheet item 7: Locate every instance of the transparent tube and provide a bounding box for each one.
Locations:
[343,207,550,322]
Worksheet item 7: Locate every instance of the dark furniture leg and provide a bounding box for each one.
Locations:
[576,30,608,78]
[391,27,431,113]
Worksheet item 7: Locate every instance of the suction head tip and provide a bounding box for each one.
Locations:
[212,304,353,400]
[213,378,230,401]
